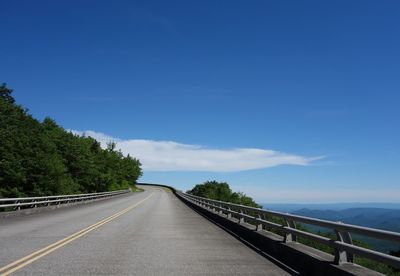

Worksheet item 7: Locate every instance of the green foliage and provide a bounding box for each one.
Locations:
[0,83,15,104]
[0,84,142,197]
[187,180,261,208]
[391,249,400,258]
[296,227,336,254]
[294,226,400,275]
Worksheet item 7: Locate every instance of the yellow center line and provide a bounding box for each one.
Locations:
[0,193,154,276]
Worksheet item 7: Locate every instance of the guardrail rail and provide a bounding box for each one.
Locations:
[176,191,400,270]
[0,189,131,211]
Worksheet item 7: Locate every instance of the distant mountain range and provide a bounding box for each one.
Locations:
[292,207,400,233]
[272,207,400,253]
[261,202,400,213]
[292,207,400,253]
[260,204,400,253]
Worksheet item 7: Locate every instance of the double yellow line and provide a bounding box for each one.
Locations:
[0,193,153,276]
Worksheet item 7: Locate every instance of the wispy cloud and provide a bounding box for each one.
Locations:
[70,130,322,172]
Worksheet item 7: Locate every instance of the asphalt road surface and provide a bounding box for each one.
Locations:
[0,185,291,275]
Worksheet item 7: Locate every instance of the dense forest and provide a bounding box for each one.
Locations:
[187,180,261,208]
[0,84,142,198]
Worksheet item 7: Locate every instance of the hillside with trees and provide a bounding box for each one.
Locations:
[187,180,261,208]
[0,83,142,198]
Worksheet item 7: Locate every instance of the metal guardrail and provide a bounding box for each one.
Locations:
[177,191,400,270]
[0,189,131,211]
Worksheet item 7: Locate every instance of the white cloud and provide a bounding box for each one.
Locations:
[70,130,322,172]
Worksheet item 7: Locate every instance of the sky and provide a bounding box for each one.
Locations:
[1,1,399,203]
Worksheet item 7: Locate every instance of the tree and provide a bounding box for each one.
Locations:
[0,84,142,197]
[0,83,15,103]
[187,180,261,208]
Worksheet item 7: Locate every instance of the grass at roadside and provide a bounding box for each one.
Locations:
[162,187,172,193]
[131,185,144,193]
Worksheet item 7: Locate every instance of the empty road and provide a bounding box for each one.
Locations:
[0,186,291,275]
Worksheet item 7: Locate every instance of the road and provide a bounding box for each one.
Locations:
[0,185,291,275]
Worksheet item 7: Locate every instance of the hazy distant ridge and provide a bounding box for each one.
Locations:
[293,207,400,232]
[262,202,400,213]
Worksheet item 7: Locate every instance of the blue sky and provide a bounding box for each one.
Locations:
[1,1,399,203]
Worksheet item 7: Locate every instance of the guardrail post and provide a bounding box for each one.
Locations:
[238,209,245,224]
[211,202,216,212]
[334,223,354,264]
[227,207,232,219]
[256,214,263,231]
[284,218,297,242]
[210,201,214,211]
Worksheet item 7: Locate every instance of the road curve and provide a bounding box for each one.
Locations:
[0,186,290,275]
